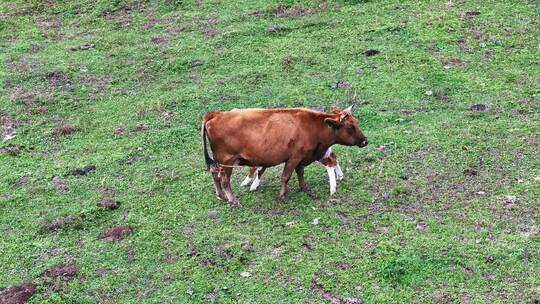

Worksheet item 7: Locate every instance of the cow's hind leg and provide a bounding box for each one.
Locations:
[295,165,308,192]
[211,169,227,201]
[220,166,241,208]
[279,159,301,202]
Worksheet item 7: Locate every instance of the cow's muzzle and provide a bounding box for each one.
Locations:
[358,138,368,148]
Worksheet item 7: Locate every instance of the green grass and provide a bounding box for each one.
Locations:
[1,0,539,303]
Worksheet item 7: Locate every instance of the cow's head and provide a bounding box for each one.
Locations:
[325,106,368,147]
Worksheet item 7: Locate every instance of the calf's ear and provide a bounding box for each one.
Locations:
[325,117,341,129]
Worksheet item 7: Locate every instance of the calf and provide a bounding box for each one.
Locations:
[201,106,367,207]
[241,147,344,195]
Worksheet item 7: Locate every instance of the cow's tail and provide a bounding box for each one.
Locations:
[201,116,216,171]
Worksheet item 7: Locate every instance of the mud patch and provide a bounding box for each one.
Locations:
[464,11,481,18]
[0,113,17,140]
[267,25,287,33]
[68,165,95,176]
[469,104,488,112]
[0,144,23,157]
[52,124,76,136]
[97,199,121,210]
[79,73,112,92]
[113,128,127,137]
[41,263,79,279]
[41,70,71,88]
[329,80,352,90]
[7,85,50,112]
[98,225,132,241]
[272,4,314,18]
[150,36,168,46]
[42,215,79,231]
[311,275,363,304]
[200,26,218,38]
[9,55,40,73]
[363,49,380,57]
[51,176,68,192]
[0,282,36,304]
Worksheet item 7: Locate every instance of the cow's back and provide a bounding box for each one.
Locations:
[205,108,321,166]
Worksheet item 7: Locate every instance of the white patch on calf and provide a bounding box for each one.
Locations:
[326,166,337,195]
[240,175,253,187]
[335,164,344,181]
[322,147,332,159]
[249,167,263,191]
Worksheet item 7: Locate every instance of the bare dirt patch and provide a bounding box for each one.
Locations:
[311,275,363,304]
[7,85,50,112]
[41,70,71,88]
[0,144,23,157]
[9,55,39,73]
[68,165,95,176]
[363,49,380,57]
[79,73,112,92]
[0,113,17,140]
[150,36,168,46]
[98,225,132,241]
[41,263,79,279]
[0,282,36,304]
[329,80,352,90]
[272,4,314,18]
[97,199,120,210]
[52,124,76,136]
[51,176,68,192]
[42,215,79,231]
[112,127,127,137]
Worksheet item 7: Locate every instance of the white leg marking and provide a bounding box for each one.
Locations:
[326,166,336,195]
[250,175,261,191]
[249,167,263,191]
[240,175,253,187]
[335,164,344,181]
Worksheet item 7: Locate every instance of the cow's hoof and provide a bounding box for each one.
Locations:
[229,199,241,208]
[279,194,288,202]
[299,184,309,192]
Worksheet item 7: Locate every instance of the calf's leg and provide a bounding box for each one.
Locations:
[250,167,266,191]
[240,167,257,187]
[325,166,337,195]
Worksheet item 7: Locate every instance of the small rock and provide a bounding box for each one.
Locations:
[71,43,95,51]
[416,221,428,230]
[355,285,364,292]
[485,256,494,263]
[476,191,487,195]
[239,271,251,278]
[162,274,175,282]
[285,221,296,227]
[68,165,95,176]
[312,218,320,225]
[375,145,386,153]
[186,288,194,295]
[425,90,433,96]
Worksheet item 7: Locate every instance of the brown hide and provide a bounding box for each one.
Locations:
[203,108,365,167]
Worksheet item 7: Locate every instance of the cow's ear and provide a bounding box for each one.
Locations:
[325,117,341,129]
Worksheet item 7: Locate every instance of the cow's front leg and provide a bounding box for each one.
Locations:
[295,165,308,192]
[279,160,300,201]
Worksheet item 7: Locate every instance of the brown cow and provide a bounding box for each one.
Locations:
[241,147,343,195]
[201,106,367,207]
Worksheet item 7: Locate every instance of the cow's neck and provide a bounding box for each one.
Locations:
[313,115,338,156]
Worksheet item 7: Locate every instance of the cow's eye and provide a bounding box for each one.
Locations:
[346,125,355,134]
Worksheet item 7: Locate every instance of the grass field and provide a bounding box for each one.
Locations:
[1,0,539,303]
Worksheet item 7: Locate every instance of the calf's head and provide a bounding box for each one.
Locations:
[325,106,368,147]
